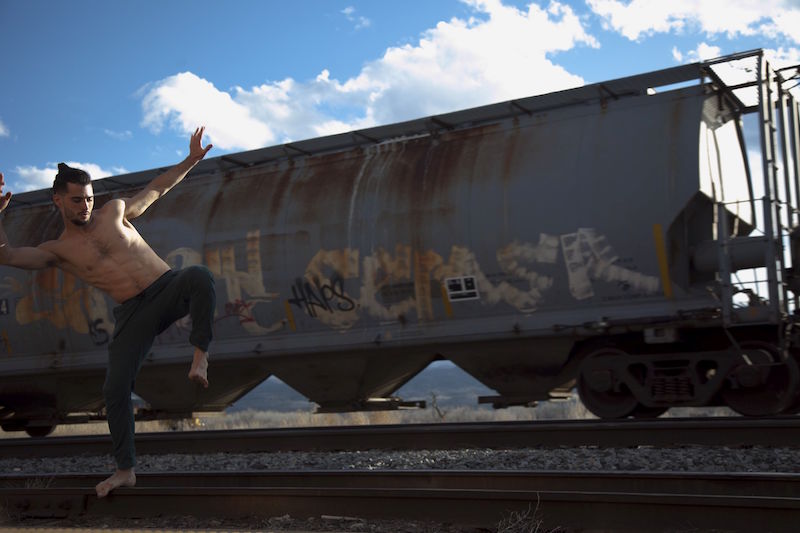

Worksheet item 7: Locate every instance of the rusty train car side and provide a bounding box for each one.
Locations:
[2,50,800,436]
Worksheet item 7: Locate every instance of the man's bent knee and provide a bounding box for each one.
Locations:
[185,265,214,286]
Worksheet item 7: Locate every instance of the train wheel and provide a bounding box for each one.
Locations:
[577,347,638,419]
[721,341,798,416]
[1,421,26,433]
[25,425,56,438]
[631,405,669,418]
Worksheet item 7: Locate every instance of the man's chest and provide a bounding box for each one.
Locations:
[59,223,140,268]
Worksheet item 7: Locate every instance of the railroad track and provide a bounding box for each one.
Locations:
[2,416,800,459]
[2,470,798,532]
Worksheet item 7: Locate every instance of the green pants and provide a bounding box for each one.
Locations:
[103,266,215,469]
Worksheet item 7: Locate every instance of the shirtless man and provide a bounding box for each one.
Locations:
[0,127,215,498]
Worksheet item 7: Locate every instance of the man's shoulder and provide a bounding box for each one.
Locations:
[98,197,126,213]
[38,238,59,251]
[38,236,68,261]
[94,198,127,222]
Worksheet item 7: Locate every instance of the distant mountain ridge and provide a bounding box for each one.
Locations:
[228,362,494,413]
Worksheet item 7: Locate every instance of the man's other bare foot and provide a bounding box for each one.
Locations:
[188,348,209,388]
[95,468,136,498]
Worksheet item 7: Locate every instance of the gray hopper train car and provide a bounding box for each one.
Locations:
[2,49,800,436]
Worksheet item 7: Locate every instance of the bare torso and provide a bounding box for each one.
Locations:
[41,199,170,303]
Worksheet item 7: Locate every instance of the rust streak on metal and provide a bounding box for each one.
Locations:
[284,300,297,332]
[440,282,453,318]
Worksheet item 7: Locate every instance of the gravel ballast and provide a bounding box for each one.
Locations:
[2,445,799,474]
[3,447,798,532]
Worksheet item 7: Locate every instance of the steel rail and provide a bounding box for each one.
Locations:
[2,470,798,532]
[2,416,800,459]
[3,469,800,495]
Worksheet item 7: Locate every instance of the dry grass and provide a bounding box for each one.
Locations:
[22,477,54,489]
[0,394,734,438]
[0,396,590,438]
[158,395,595,433]
[496,499,574,533]
[496,501,560,533]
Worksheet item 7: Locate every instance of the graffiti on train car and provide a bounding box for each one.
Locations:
[560,228,660,300]
[3,227,661,338]
[286,227,661,329]
[5,268,113,345]
[167,229,283,335]
[288,275,357,318]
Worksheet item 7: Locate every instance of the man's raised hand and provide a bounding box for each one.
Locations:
[0,173,12,213]
[189,127,213,163]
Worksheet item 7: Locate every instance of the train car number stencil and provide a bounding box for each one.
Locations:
[445,276,479,301]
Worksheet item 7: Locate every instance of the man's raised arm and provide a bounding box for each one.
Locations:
[0,172,59,269]
[124,127,213,220]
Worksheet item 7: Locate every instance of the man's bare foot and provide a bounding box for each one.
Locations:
[188,348,209,388]
[95,468,136,498]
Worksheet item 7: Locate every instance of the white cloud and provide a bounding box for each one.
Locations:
[674,41,722,63]
[765,4,800,42]
[104,128,133,141]
[139,0,597,152]
[588,0,800,44]
[14,162,128,192]
[141,72,275,151]
[342,6,371,29]
[695,42,722,60]
[765,46,800,68]
[0,118,8,137]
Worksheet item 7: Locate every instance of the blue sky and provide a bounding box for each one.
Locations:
[1,0,798,192]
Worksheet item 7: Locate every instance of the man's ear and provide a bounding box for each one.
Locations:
[52,193,62,209]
